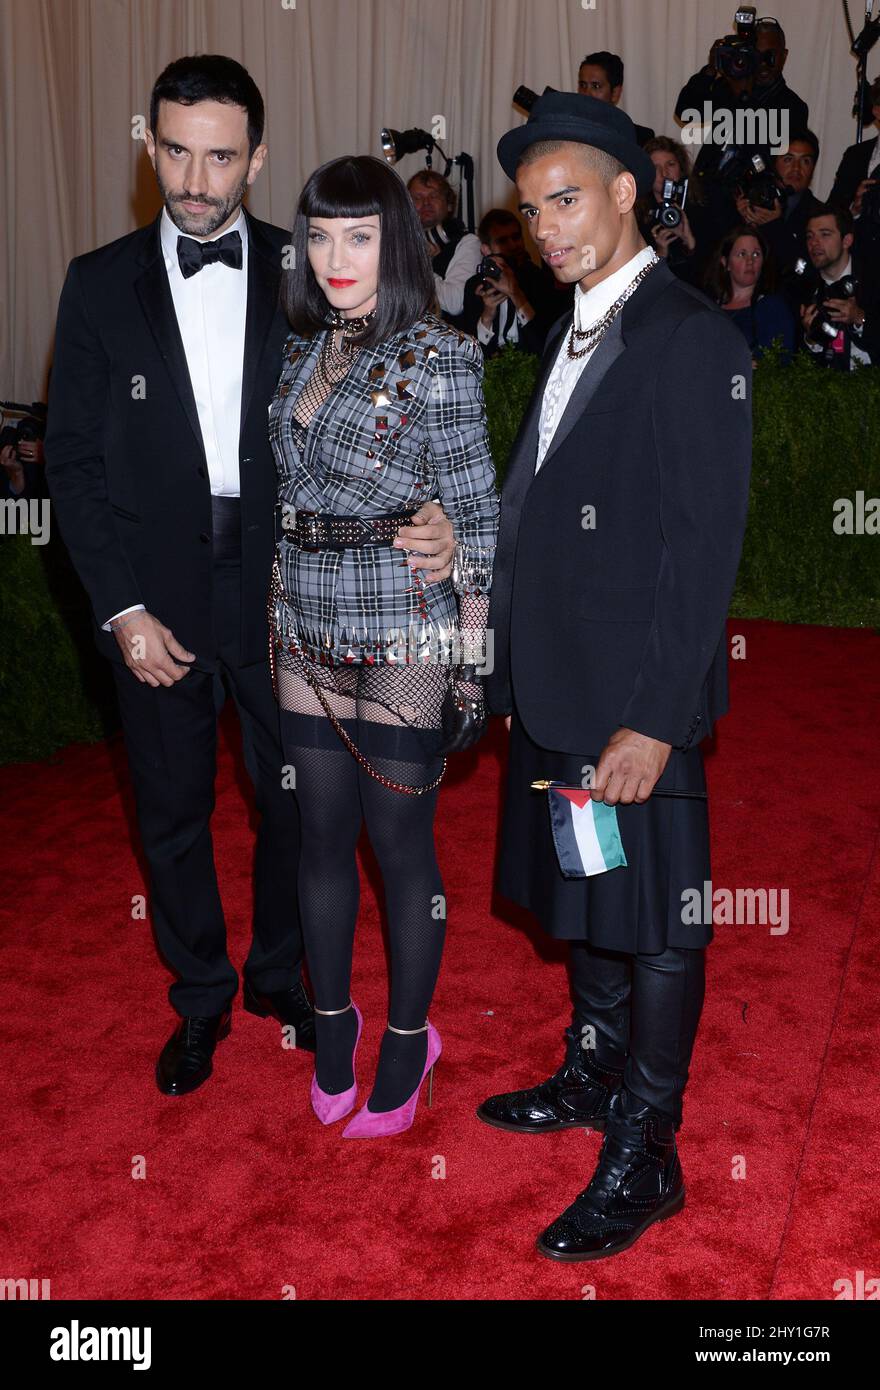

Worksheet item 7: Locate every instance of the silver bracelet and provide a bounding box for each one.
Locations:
[110,612,144,633]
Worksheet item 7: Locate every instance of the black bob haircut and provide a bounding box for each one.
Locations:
[281,155,437,348]
[150,54,265,157]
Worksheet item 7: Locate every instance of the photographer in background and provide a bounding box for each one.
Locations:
[735,130,824,293]
[675,13,809,186]
[704,224,795,360]
[577,51,654,147]
[458,209,572,359]
[828,75,880,258]
[797,205,880,369]
[1,414,49,502]
[407,169,482,324]
[636,136,712,286]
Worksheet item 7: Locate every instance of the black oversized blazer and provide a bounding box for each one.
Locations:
[485,258,752,753]
[44,207,290,670]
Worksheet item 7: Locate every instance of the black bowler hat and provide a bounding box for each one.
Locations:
[497,89,655,196]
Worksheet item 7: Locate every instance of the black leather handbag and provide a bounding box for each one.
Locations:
[438,664,487,754]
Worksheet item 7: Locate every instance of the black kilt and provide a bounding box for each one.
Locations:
[497,709,713,953]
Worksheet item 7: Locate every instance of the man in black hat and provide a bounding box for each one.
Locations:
[480,91,752,1261]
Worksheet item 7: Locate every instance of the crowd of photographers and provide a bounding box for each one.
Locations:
[4,10,877,501]
[430,16,880,372]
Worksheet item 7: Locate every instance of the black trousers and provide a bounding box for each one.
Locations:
[111,542,304,1017]
[569,939,706,1128]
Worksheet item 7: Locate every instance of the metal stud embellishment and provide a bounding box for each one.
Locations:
[424,344,439,361]
[369,364,386,381]
[398,348,416,370]
[396,380,413,400]
[371,388,392,408]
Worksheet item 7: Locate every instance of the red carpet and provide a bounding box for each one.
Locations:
[2,617,878,1300]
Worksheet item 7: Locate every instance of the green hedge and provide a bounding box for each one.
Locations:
[2,342,877,763]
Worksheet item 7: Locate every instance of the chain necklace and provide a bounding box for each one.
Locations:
[567,255,659,360]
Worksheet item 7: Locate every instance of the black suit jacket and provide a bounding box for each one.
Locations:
[44,208,289,669]
[485,258,752,753]
[828,134,878,210]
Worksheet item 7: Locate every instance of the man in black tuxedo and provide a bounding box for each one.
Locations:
[828,77,880,258]
[481,93,751,1260]
[44,54,454,1097]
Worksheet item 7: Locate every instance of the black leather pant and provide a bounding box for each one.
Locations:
[569,940,706,1128]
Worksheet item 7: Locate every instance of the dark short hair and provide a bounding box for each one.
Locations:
[807,202,854,239]
[756,18,786,47]
[150,54,265,157]
[786,128,820,162]
[581,51,624,90]
[478,208,521,242]
[281,155,437,348]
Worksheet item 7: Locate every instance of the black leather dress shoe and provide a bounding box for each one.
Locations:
[155,1010,232,1096]
[243,977,316,1053]
[476,1027,624,1134]
[536,1088,685,1261]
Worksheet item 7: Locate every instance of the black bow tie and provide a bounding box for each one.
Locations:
[176,229,243,279]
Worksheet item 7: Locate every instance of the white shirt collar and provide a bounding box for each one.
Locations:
[160,204,248,270]
[820,255,852,285]
[573,243,658,331]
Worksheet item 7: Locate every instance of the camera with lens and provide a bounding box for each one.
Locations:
[800,272,857,346]
[714,6,776,82]
[650,178,689,229]
[733,152,789,209]
[475,255,504,286]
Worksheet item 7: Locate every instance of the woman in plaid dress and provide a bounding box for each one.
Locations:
[268,155,498,1136]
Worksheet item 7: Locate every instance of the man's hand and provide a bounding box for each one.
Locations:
[825,296,864,327]
[476,279,507,326]
[591,727,672,805]
[112,611,196,687]
[800,301,819,331]
[393,500,455,583]
[1,444,25,495]
[852,177,878,217]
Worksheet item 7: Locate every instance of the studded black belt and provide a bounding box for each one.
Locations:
[285,507,418,551]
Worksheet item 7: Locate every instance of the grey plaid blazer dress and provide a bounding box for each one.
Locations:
[268,313,498,666]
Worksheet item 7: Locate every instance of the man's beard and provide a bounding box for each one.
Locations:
[159,170,250,238]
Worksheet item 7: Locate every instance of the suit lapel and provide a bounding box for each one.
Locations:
[134,212,206,459]
[537,313,626,473]
[499,312,569,506]
[507,258,675,489]
[135,207,283,463]
[239,209,283,443]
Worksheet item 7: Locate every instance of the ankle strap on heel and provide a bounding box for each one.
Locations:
[387,1021,429,1035]
[315,1001,353,1016]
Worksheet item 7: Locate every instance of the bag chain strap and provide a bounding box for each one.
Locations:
[268,553,446,797]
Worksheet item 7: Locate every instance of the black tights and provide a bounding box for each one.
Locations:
[281,713,445,1111]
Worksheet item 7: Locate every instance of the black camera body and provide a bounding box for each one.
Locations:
[650,178,689,229]
[734,153,788,209]
[804,274,857,346]
[715,6,776,82]
[476,255,504,287]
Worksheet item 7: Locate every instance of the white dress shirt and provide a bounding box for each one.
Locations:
[476,298,531,348]
[431,229,483,316]
[536,244,658,473]
[105,206,249,629]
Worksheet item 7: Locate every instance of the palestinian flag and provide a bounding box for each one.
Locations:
[546,787,628,879]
